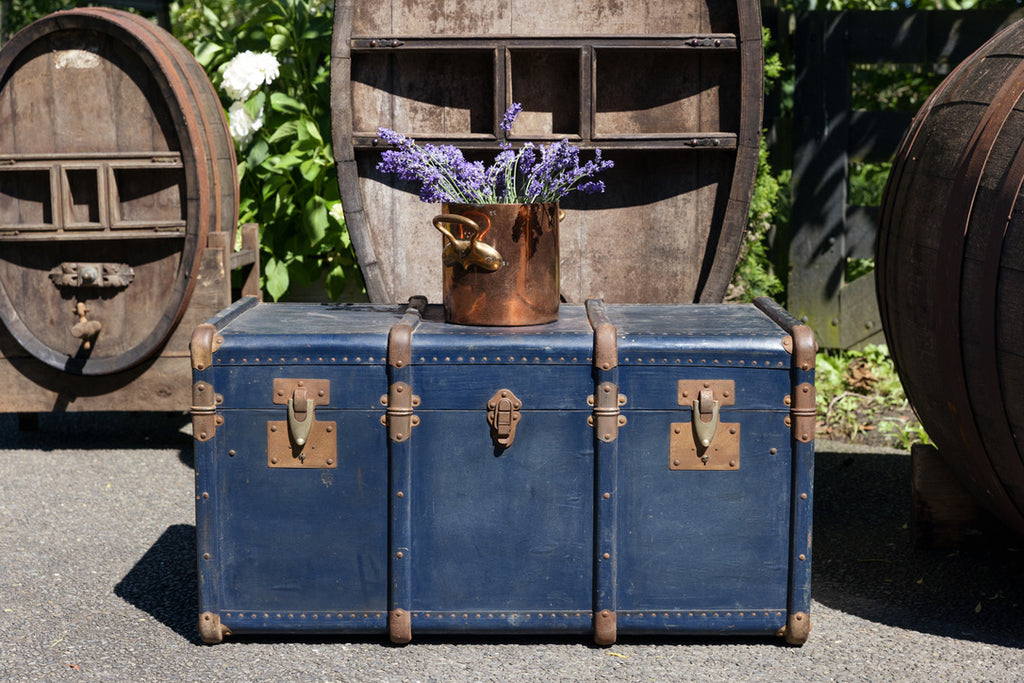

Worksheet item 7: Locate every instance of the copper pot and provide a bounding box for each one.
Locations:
[432,202,560,326]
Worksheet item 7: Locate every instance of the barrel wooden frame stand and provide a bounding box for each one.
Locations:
[0,9,261,417]
[0,223,260,417]
[331,0,763,306]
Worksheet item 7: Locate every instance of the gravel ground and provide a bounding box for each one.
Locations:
[1,412,1023,682]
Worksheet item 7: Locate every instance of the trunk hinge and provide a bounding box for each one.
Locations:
[586,299,626,442]
[381,381,421,442]
[784,324,816,443]
[791,382,816,443]
[191,380,222,442]
[588,382,627,442]
[753,297,818,444]
[382,297,427,442]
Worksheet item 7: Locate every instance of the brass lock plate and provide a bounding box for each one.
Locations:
[677,380,735,407]
[268,379,336,469]
[670,421,740,470]
[267,420,337,468]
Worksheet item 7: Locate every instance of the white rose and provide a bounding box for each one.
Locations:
[227,100,263,147]
[329,202,344,223]
[221,50,280,101]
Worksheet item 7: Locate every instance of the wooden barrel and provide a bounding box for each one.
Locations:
[331,0,762,305]
[877,18,1024,534]
[0,8,237,376]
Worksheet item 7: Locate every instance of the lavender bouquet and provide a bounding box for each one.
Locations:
[376,103,613,204]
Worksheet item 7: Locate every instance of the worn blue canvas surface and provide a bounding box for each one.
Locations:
[193,298,814,644]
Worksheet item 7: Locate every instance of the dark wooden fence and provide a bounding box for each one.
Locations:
[776,8,1024,349]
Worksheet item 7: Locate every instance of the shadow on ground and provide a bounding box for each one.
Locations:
[115,524,202,644]
[0,411,194,467]
[113,442,1024,648]
[813,445,1024,648]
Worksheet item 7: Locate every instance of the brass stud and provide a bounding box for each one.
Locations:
[396,551,404,559]
[203,553,210,560]
[801,493,808,500]
[770,448,777,455]
[326,425,334,433]
[729,460,737,468]
[271,458,278,464]
[397,491,404,498]
[271,425,278,432]
[603,552,610,559]
[799,554,806,561]
[202,492,209,499]
[228,450,236,457]
[326,459,334,466]
[603,492,611,499]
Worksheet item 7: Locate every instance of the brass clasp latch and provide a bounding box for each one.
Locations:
[487,389,522,448]
[670,380,740,471]
[692,388,720,461]
[287,385,315,448]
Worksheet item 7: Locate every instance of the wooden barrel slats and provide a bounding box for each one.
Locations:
[0,9,236,376]
[877,19,1024,534]
[331,0,762,305]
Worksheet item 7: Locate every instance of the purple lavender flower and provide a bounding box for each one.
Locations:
[500,103,523,134]
[375,106,612,204]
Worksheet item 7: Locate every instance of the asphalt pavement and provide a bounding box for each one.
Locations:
[1,411,1022,681]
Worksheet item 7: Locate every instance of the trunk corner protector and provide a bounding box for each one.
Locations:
[585,299,618,371]
[388,296,428,368]
[190,323,224,371]
[594,609,617,646]
[783,611,810,645]
[389,609,412,644]
[790,324,817,373]
[198,612,230,644]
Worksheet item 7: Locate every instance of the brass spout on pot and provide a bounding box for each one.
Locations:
[432,214,503,272]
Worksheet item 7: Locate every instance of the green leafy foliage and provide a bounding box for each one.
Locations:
[729,28,787,303]
[171,0,361,301]
[816,344,931,448]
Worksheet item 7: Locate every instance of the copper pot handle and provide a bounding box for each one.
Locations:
[432,214,503,272]
[559,209,566,222]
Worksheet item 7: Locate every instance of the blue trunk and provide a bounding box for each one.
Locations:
[193,298,815,645]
